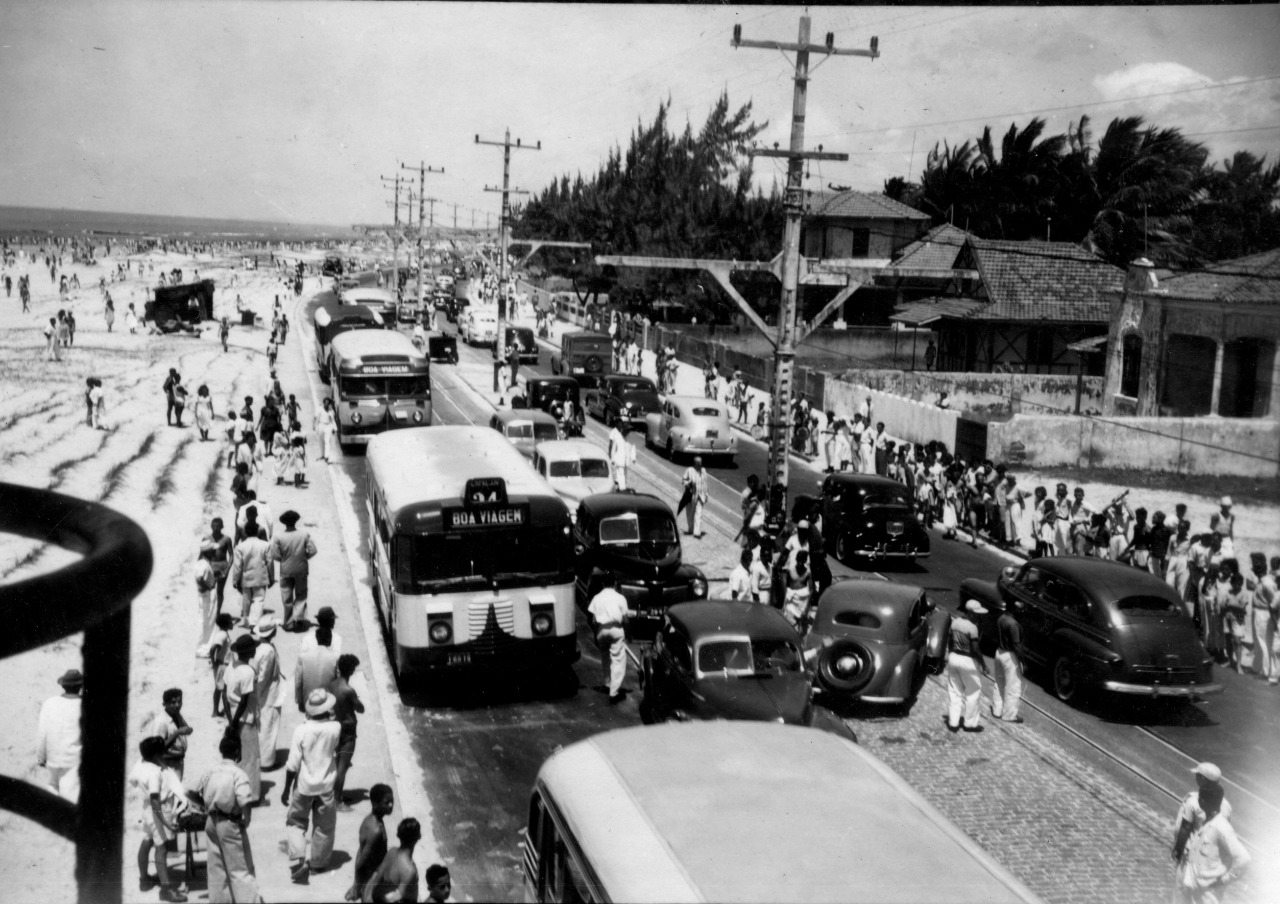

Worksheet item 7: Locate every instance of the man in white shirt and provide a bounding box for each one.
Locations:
[728,549,754,601]
[281,689,343,882]
[609,424,636,491]
[37,669,83,802]
[587,573,633,704]
[681,456,709,538]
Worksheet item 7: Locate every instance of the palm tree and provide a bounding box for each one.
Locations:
[972,118,1066,240]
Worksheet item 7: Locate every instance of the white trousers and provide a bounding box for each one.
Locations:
[258,704,282,770]
[46,764,80,802]
[992,649,1023,721]
[685,500,704,536]
[946,654,983,729]
[596,627,627,696]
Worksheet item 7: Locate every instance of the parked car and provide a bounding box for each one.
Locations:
[532,439,614,509]
[584,375,661,429]
[520,376,584,437]
[818,473,931,565]
[502,325,539,364]
[550,330,612,388]
[644,395,737,463]
[804,579,949,709]
[572,492,708,642]
[489,409,560,459]
[960,557,1223,704]
[461,308,498,346]
[639,602,816,727]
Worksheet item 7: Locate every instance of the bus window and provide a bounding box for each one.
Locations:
[387,375,430,396]
[341,377,384,397]
[393,536,414,588]
[559,845,591,904]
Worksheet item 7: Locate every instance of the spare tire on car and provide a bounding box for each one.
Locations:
[816,638,876,695]
[585,354,604,373]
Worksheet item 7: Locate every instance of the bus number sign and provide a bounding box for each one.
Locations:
[442,504,528,531]
[464,477,507,505]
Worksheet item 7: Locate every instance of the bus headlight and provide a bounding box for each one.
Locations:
[351,412,363,425]
[690,577,708,598]
[428,619,453,644]
[413,410,424,423]
[531,611,554,636]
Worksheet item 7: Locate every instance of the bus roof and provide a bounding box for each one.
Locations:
[313,301,384,328]
[329,329,425,363]
[537,722,1041,904]
[341,286,396,306]
[367,426,560,521]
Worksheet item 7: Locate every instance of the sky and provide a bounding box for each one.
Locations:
[1,2,1277,229]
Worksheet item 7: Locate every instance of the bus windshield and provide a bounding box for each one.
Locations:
[397,527,572,591]
[341,375,430,397]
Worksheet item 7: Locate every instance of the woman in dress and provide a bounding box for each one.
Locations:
[192,384,215,441]
[314,397,338,462]
[104,297,115,332]
[124,302,139,334]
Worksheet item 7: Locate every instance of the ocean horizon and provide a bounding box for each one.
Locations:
[0,204,353,242]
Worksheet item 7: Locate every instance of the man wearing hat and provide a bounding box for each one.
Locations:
[1172,763,1249,898]
[193,733,261,904]
[1214,497,1235,559]
[251,617,285,771]
[224,634,262,802]
[282,688,342,882]
[267,509,317,632]
[300,605,344,657]
[946,601,989,733]
[37,669,83,801]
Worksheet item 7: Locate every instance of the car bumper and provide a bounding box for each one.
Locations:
[679,439,737,455]
[854,546,929,559]
[1103,680,1223,697]
[399,634,579,672]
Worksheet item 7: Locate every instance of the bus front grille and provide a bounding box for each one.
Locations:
[468,600,516,652]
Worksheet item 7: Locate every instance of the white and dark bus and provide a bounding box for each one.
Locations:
[313,300,387,380]
[365,426,578,678]
[328,329,431,446]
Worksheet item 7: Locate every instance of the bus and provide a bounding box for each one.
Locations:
[365,426,578,679]
[328,330,431,446]
[523,721,1043,904]
[313,300,387,381]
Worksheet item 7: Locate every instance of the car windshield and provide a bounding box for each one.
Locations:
[506,422,534,439]
[614,380,652,394]
[534,423,559,442]
[1116,594,1183,614]
[698,638,801,675]
[598,512,679,547]
[863,489,912,508]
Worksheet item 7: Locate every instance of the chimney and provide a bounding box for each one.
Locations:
[1125,257,1159,294]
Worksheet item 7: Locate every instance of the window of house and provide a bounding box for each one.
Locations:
[1120,333,1142,398]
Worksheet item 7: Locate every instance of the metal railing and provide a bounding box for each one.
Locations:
[0,482,153,904]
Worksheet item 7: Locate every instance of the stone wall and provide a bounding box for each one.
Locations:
[987,415,1280,478]
[832,369,1105,420]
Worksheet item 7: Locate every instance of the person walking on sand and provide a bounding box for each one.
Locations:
[195,548,219,645]
[83,378,97,426]
[282,688,342,883]
[219,315,230,352]
[268,510,317,631]
[163,369,181,426]
[315,397,338,462]
[201,517,234,613]
[346,784,393,902]
[128,736,189,903]
[362,817,423,903]
[125,301,138,333]
[193,733,262,904]
[229,517,273,626]
[37,669,83,802]
[45,317,62,361]
[193,384,215,441]
[224,634,262,802]
[251,617,284,772]
[104,297,115,332]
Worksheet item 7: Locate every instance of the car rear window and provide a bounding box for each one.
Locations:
[548,461,580,478]
[1116,594,1182,614]
[834,611,882,630]
[581,459,610,479]
[691,406,723,417]
[534,423,559,442]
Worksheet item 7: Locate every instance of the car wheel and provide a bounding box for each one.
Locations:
[585,354,603,374]
[666,437,675,460]
[1052,656,1078,702]
[817,638,877,696]
[835,533,852,564]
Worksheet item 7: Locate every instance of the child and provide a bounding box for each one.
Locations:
[941,486,960,540]
[207,613,235,718]
[172,381,188,428]
[345,784,394,901]
[1221,572,1252,674]
[128,736,188,901]
[288,421,308,488]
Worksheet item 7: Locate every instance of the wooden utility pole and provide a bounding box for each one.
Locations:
[733,16,878,524]
[378,173,404,297]
[476,129,540,367]
[401,161,444,317]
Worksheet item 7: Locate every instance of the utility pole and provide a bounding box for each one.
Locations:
[401,161,444,319]
[379,173,404,299]
[733,16,878,525]
[449,202,461,231]
[476,129,540,382]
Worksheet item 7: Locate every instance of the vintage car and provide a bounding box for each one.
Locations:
[461,308,498,346]
[818,473,931,565]
[502,325,539,364]
[585,374,661,429]
[424,331,458,365]
[804,580,949,709]
[532,439,614,509]
[489,408,560,459]
[550,331,612,388]
[639,602,815,727]
[340,286,397,318]
[961,557,1222,704]
[644,395,738,463]
[520,376,583,423]
[572,492,708,642]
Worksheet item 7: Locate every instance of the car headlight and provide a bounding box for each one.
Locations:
[690,577,708,598]
[625,402,633,410]
[531,612,554,636]
[429,620,453,644]
[413,410,423,423]
[351,412,363,424]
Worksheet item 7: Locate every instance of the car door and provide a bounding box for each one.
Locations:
[820,477,843,553]
[660,624,696,719]
[1004,565,1049,664]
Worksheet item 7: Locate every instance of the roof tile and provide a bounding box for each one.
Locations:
[1159,247,1280,304]
[806,190,930,221]
[965,237,1123,322]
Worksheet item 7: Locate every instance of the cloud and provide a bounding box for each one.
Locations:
[1093,61,1214,99]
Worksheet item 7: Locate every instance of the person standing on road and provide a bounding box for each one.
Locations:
[329,653,365,811]
[587,572,633,705]
[346,784,394,902]
[301,606,344,655]
[201,518,234,614]
[224,634,262,802]
[991,602,1025,724]
[1172,764,1248,903]
[362,817,423,903]
[251,617,284,772]
[680,456,709,538]
[229,519,272,626]
[129,736,188,903]
[608,423,635,491]
[37,669,83,802]
[268,509,317,631]
[296,625,340,712]
[728,549,754,602]
[193,733,261,904]
[282,688,342,883]
[945,601,988,733]
[315,397,338,463]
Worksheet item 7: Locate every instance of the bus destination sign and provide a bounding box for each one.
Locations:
[359,364,411,374]
[442,503,529,531]
[464,477,508,505]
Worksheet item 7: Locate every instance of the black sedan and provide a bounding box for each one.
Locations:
[818,474,930,565]
[584,374,662,429]
[640,602,814,726]
[572,492,708,642]
[961,557,1222,704]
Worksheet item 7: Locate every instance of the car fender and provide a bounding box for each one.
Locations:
[1051,626,1119,669]
[923,608,951,674]
[644,412,662,441]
